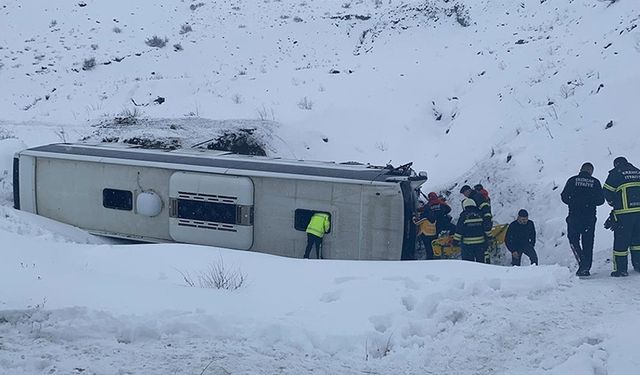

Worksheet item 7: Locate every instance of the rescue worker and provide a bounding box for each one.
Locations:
[413,203,437,260]
[505,209,538,266]
[561,162,605,276]
[603,157,640,277]
[303,212,330,259]
[474,184,491,202]
[425,192,455,235]
[460,185,493,262]
[452,198,487,263]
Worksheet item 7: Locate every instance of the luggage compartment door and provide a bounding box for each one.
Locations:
[169,172,254,250]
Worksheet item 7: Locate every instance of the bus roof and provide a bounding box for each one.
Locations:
[22,143,416,183]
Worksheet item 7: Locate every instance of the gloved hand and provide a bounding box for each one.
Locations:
[604,212,618,231]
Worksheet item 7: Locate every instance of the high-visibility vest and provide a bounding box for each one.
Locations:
[306,213,330,238]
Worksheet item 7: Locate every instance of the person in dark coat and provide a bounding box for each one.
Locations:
[426,192,455,235]
[474,184,491,202]
[460,185,493,263]
[460,185,492,229]
[603,157,640,277]
[452,198,487,263]
[505,209,538,266]
[561,162,605,276]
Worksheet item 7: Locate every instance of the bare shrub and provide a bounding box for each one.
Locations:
[190,2,204,11]
[115,107,142,125]
[293,16,304,22]
[560,84,575,99]
[179,24,193,34]
[453,3,470,27]
[297,96,313,110]
[55,127,67,142]
[231,94,243,104]
[112,26,122,33]
[145,35,168,48]
[173,43,183,51]
[179,258,247,290]
[82,57,96,71]
[257,105,275,121]
[365,334,394,360]
[0,128,16,140]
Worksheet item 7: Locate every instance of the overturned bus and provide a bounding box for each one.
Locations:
[13,143,427,260]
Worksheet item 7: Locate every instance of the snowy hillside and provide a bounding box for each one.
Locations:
[1,0,640,373]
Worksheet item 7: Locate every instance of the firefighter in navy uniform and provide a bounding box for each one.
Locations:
[452,198,487,263]
[603,157,640,277]
[425,192,455,235]
[561,162,605,276]
[460,185,493,263]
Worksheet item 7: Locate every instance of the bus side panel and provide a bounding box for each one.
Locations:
[35,158,173,241]
[17,155,37,213]
[251,177,402,260]
[361,185,405,260]
[251,177,364,259]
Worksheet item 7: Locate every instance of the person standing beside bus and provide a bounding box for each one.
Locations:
[304,212,331,259]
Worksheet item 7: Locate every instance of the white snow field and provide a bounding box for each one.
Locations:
[1,0,640,374]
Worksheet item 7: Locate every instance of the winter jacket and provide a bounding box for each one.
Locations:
[505,220,536,252]
[468,190,492,232]
[477,188,490,202]
[306,213,330,238]
[453,207,486,245]
[603,162,640,215]
[561,171,605,217]
[426,197,452,222]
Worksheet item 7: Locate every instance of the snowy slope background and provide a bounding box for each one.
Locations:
[1,0,640,374]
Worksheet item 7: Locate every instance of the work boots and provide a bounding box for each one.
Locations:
[610,270,629,277]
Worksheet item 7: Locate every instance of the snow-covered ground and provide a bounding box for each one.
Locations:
[1,0,640,373]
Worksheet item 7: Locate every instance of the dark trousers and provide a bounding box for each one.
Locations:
[421,235,436,260]
[511,244,538,266]
[461,243,486,263]
[304,233,323,259]
[612,214,640,273]
[566,215,596,272]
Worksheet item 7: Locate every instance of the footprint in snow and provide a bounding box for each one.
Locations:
[333,276,363,284]
[319,290,342,303]
[401,295,417,311]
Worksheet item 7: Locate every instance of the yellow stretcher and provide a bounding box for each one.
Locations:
[431,224,509,259]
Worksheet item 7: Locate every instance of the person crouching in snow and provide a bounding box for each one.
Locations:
[505,209,538,266]
[452,198,488,263]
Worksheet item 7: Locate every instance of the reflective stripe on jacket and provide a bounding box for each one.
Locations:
[603,162,640,215]
[454,209,486,245]
[306,213,330,238]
